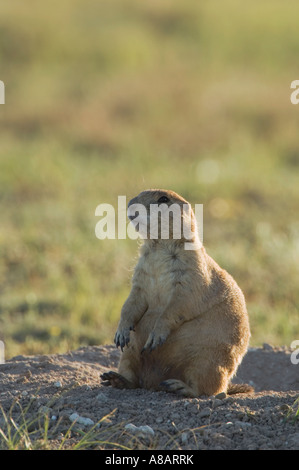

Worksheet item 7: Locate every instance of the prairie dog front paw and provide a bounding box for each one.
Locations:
[142,322,170,353]
[114,323,134,351]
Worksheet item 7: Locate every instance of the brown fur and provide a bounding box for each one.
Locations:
[101,189,253,397]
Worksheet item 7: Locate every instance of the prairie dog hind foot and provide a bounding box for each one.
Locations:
[100,371,135,389]
[159,379,198,398]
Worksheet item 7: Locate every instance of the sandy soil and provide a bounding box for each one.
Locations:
[0,344,299,450]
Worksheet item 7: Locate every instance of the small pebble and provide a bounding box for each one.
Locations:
[54,381,62,388]
[125,423,138,433]
[38,405,52,415]
[96,392,109,402]
[125,423,155,437]
[199,407,211,418]
[69,413,94,427]
[213,399,223,408]
[138,425,155,437]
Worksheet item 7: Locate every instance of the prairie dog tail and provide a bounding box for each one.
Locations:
[227,383,254,395]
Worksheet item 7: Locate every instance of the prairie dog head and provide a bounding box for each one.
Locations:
[127,189,199,246]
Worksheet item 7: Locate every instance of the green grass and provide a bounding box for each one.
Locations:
[0,400,129,450]
[0,0,299,358]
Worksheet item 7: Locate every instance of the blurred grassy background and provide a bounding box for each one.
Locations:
[0,0,299,358]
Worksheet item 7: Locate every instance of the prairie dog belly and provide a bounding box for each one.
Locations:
[136,313,241,390]
[136,250,176,313]
[136,317,201,389]
[132,247,195,355]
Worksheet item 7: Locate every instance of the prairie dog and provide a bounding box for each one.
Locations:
[101,189,252,397]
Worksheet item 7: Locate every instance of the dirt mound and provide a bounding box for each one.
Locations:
[0,345,298,450]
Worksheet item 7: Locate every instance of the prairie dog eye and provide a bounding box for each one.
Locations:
[157,196,169,204]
